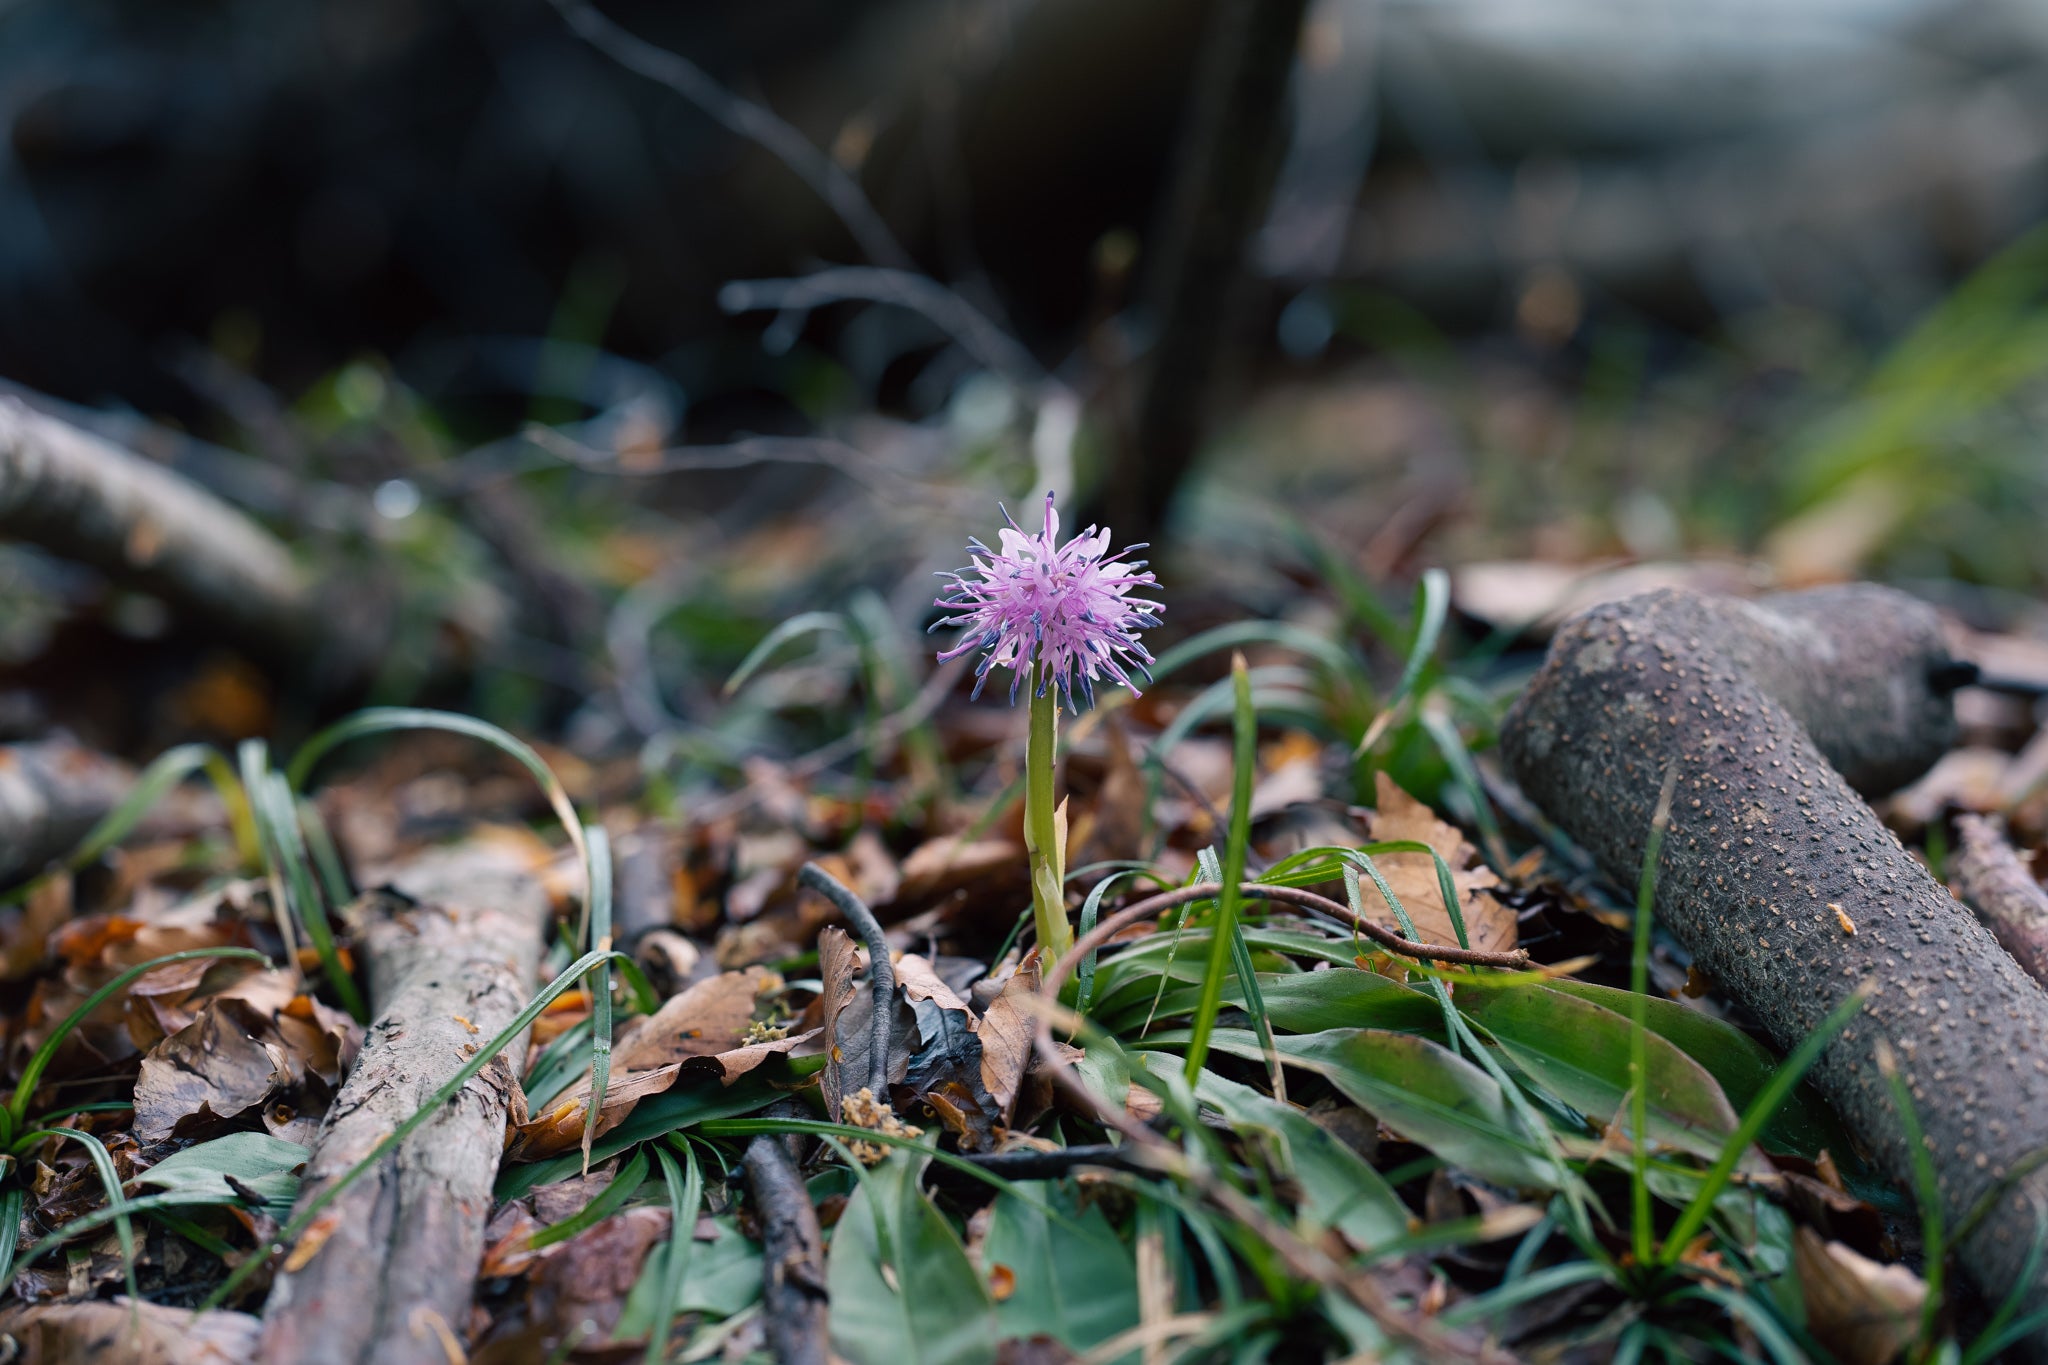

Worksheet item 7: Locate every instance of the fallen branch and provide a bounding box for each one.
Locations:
[0,397,310,657]
[1951,814,2048,986]
[743,1106,829,1365]
[0,737,131,885]
[257,843,550,1365]
[1501,585,2048,1355]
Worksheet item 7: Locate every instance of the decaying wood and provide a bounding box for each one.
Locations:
[1502,585,2048,1358]
[0,737,132,885]
[0,397,310,655]
[1952,813,2048,987]
[257,844,551,1365]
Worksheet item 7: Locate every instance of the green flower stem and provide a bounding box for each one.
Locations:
[1024,666,1072,967]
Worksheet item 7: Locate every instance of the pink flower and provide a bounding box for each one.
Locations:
[934,493,1163,708]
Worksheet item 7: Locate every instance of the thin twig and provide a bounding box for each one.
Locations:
[719,268,1047,392]
[546,0,912,272]
[743,1118,830,1365]
[953,1143,1151,1180]
[1082,881,1529,970]
[798,862,895,1099]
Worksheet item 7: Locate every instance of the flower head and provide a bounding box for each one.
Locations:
[933,493,1162,709]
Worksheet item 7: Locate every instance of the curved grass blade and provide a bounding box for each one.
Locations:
[531,1145,647,1250]
[251,768,365,1021]
[1185,656,1257,1084]
[284,707,592,939]
[1657,982,1875,1266]
[581,824,615,1170]
[1351,568,1448,758]
[17,1126,140,1303]
[1876,1040,1945,1354]
[1145,621,1359,690]
[724,611,847,696]
[643,1139,704,1364]
[7,947,270,1137]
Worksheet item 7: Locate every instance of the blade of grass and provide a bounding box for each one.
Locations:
[1631,770,1679,1271]
[1184,655,1255,1084]
[530,1145,647,1250]
[283,708,593,942]
[239,740,302,971]
[643,1139,703,1364]
[297,795,353,909]
[723,610,846,696]
[17,1127,140,1303]
[253,770,366,1021]
[1875,1039,1945,1354]
[1658,982,1875,1266]
[1351,568,1448,757]
[582,824,615,1171]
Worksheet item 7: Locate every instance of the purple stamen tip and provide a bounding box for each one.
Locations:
[930,493,1163,711]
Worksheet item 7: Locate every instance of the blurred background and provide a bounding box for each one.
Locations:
[5,0,2048,785]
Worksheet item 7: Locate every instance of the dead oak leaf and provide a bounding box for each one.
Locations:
[1359,773,1515,955]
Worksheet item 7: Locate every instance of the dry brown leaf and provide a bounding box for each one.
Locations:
[818,925,861,1121]
[505,1066,683,1162]
[891,835,1024,905]
[896,954,975,1016]
[611,967,771,1071]
[0,1298,259,1365]
[978,952,1042,1118]
[1359,773,1516,955]
[676,1026,821,1084]
[132,997,294,1143]
[1795,1226,1925,1365]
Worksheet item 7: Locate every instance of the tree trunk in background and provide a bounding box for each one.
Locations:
[1102,0,1311,546]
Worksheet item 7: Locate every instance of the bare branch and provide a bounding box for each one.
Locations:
[545,0,913,272]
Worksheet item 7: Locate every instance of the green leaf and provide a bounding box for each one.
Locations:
[1186,656,1258,1082]
[618,1213,763,1338]
[496,1075,781,1200]
[1105,968,1439,1038]
[981,1182,1138,1351]
[1177,1060,1410,1249]
[827,1153,998,1365]
[530,1146,647,1250]
[135,1131,308,1219]
[1201,1027,1556,1191]
[1456,981,1742,1161]
[1545,980,1850,1158]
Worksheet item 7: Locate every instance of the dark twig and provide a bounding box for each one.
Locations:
[719,269,1047,392]
[545,0,912,272]
[1078,881,1531,971]
[743,1107,829,1365]
[1952,814,2048,987]
[798,862,895,1099]
[955,1143,1151,1180]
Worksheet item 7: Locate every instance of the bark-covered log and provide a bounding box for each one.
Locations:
[1502,586,2048,1355]
[0,737,131,885]
[257,844,551,1365]
[0,397,311,654]
[1952,813,2048,988]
